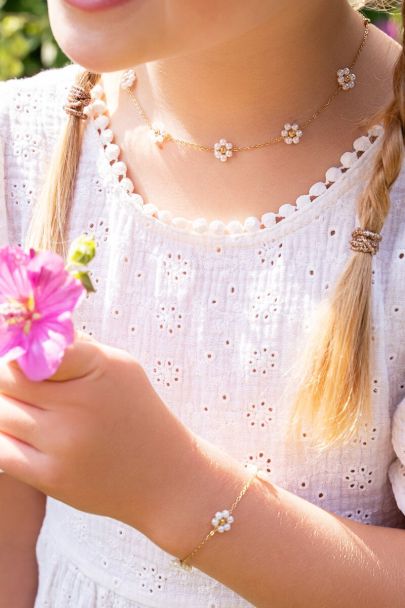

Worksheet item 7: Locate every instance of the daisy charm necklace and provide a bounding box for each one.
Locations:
[120,15,370,163]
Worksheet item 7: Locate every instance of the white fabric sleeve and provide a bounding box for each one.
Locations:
[388,396,405,515]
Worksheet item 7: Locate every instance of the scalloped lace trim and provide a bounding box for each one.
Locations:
[86,81,384,237]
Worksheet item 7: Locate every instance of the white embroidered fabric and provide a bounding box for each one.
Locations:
[0,64,405,608]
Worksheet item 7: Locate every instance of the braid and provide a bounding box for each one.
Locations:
[287,4,405,449]
[25,70,101,258]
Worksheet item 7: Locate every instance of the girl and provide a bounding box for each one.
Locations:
[0,0,404,606]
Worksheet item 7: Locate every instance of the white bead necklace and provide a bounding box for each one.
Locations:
[86,81,384,237]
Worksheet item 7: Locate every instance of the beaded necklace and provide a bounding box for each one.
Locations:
[119,16,370,163]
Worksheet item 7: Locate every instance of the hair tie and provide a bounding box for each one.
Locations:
[64,84,92,120]
[349,227,382,255]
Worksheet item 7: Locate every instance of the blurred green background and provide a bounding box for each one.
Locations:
[0,0,402,81]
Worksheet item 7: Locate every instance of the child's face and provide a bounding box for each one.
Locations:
[47,0,277,72]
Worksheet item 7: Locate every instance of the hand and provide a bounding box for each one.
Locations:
[0,331,200,539]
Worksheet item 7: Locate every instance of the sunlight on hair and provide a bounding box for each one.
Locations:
[25,71,101,258]
[287,0,404,450]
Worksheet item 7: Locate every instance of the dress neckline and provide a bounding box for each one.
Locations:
[85,77,384,248]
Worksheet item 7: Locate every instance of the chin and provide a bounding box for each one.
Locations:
[48,8,156,73]
[61,45,128,74]
[54,30,152,73]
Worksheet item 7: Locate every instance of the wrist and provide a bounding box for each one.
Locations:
[149,432,252,559]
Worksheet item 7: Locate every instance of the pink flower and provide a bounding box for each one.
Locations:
[374,17,401,42]
[0,246,85,381]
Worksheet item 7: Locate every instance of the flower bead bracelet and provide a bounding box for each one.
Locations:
[173,464,261,571]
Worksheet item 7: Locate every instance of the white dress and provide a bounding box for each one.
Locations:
[1,64,405,608]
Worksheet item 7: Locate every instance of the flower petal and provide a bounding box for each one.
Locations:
[29,311,75,348]
[17,327,70,382]
[0,246,31,302]
[0,321,26,363]
[27,251,84,317]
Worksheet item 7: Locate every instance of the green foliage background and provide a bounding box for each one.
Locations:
[0,0,68,80]
[0,0,402,81]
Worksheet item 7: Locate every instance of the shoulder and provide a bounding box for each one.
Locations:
[0,62,83,147]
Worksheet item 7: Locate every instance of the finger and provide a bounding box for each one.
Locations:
[0,335,102,406]
[0,394,46,450]
[0,429,44,487]
[0,361,54,410]
[47,334,101,382]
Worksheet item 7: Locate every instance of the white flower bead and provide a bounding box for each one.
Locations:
[111,161,127,176]
[211,509,234,532]
[120,177,134,193]
[244,216,261,232]
[192,217,209,234]
[261,212,277,227]
[157,209,173,224]
[337,67,356,90]
[100,129,114,145]
[295,194,312,209]
[94,115,109,131]
[308,182,327,197]
[151,122,167,144]
[281,122,303,144]
[278,203,296,217]
[214,139,233,162]
[120,68,136,90]
[209,220,226,235]
[104,144,120,162]
[226,220,244,234]
[172,216,190,230]
[91,99,107,115]
[325,167,342,183]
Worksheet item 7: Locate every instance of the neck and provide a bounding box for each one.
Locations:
[105,1,366,146]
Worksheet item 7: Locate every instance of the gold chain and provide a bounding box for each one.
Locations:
[126,16,370,155]
[177,466,259,569]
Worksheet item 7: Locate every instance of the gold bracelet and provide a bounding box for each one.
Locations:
[174,464,259,571]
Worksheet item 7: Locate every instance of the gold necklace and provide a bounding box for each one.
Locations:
[120,16,370,163]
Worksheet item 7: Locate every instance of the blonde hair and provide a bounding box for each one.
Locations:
[289,0,404,449]
[26,70,101,255]
[26,1,404,449]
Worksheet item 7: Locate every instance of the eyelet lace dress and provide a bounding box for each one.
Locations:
[1,64,405,608]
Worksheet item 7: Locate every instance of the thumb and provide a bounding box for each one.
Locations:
[48,329,101,382]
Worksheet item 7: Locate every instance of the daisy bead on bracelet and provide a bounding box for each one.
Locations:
[174,465,260,570]
[211,509,234,533]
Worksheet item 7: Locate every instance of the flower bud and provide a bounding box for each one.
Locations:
[68,233,96,267]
